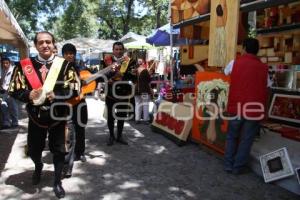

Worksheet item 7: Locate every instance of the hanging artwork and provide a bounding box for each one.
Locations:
[208,0,240,67]
[268,90,300,127]
[171,0,211,24]
[192,71,230,154]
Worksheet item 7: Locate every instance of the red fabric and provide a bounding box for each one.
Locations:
[227,54,268,119]
[20,58,43,89]
[104,55,113,65]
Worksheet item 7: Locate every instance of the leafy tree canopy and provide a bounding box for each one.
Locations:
[5,0,169,41]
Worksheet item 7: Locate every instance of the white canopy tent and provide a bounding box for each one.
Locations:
[56,37,116,54]
[119,32,146,44]
[0,0,28,58]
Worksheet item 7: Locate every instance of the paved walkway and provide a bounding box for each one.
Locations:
[0,98,299,200]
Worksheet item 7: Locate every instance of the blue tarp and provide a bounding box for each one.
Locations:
[146,24,205,46]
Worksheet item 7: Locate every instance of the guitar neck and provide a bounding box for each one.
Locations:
[83,66,112,85]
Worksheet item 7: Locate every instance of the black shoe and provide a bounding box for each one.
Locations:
[32,163,43,185]
[135,121,141,124]
[53,183,65,199]
[62,167,72,179]
[116,137,128,145]
[74,154,86,162]
[107,137,115,146]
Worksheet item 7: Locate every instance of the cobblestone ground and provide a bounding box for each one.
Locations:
[0,98,299,200]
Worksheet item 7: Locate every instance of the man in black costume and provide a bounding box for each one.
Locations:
[9,31,80,198]
[103,42,136,146]
[61,43,88,179]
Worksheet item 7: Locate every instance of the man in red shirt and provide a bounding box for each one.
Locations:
[224,38,268,175]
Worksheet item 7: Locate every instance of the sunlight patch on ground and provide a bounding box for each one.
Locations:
[169,186,196,197]
[63,177,88,192]
[20,193,37,200]
[0,185,21,198]
[182,189,196,197]
[131,129,145,138]
[153,146,167,154]
[143,144,168,154]
[1,134,31,182]
[118,181,141,189]
[89,150,108,158]
[88,157,106,166]
[102,192,125,200]
[87,119,107,128]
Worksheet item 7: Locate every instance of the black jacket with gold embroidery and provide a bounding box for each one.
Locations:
[9,56,80,127]
[103,55,137,99]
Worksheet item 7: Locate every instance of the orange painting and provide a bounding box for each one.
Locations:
[171,0,211,24]
[192,71,230,154]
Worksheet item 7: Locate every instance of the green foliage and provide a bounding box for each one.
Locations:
[5,0,65,39]
[97,0,168,39]
[5,0,169,40]
[52,0,98,40]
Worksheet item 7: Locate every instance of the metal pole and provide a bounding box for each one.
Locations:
[168,0,174,88]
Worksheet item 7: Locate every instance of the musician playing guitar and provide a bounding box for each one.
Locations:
[61,43,87,180]
[104,42,137,146]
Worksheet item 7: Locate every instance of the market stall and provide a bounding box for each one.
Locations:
[155,0,300,194]
[0,0,28,58]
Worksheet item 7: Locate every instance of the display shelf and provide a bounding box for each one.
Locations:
[257,23,300,35]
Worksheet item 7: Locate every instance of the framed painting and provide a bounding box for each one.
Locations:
[268,89,300,127]
[192,71,230,154]
[260,147,294,183]
[296,167,300,185]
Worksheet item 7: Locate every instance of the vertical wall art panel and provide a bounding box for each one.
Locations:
[208,0,240,67]
[192,71,230,154]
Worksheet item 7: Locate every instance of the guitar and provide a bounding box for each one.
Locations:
[67,57,130,105]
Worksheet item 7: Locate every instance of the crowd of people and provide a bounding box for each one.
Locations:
[0,31,158,198]
[0,31,268,199]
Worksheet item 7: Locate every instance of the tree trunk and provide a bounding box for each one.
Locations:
[123,0,134,35]
[156,6,161,29]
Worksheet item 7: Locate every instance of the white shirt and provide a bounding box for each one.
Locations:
[37,54,55,63]
[224,59,272,87]
[1,64,15,91]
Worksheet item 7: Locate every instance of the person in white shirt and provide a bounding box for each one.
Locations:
[0,57,18,129]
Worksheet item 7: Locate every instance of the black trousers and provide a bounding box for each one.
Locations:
[73,100,88,156]
[27,118,67,184]
[105,97,131,138]
[64,100,88,171]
